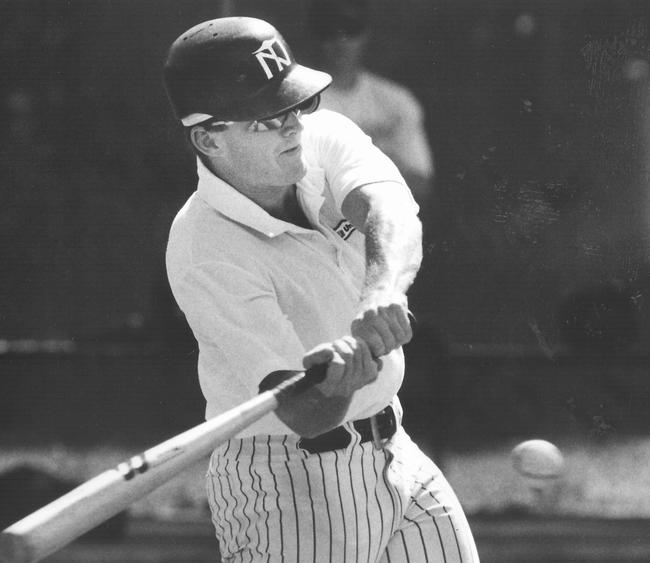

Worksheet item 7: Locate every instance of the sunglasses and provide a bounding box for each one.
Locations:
[200,95,321,133]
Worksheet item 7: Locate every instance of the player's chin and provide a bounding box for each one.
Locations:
[279,153,307,183]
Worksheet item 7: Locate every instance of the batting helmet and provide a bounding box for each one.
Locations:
[163,17,332,126]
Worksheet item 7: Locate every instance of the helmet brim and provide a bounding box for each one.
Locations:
[200,64,331,124]
[251,64,332,121]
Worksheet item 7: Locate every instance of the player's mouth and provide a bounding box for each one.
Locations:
[280,145,301,156]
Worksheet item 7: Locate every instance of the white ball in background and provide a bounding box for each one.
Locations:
[511,439,565,479]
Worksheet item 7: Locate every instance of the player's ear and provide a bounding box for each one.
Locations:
[188,125,225,157]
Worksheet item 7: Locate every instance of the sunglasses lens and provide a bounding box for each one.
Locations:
[252,95,321,131]
[298,95,320,114]
[255,117,283,131]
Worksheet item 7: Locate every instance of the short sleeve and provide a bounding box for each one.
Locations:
[304,110,408,211]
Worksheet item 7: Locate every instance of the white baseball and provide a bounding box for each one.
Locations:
[511,439,565,479]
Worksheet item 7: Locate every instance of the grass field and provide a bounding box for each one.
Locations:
[3,437,650,562]
[3,435,650,522]
[37,517,650,562]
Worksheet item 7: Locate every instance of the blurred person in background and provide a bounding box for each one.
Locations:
[308,0,435,205]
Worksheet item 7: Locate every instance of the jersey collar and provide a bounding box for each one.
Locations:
[196,158,314,238]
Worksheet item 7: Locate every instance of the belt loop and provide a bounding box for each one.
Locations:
[369,415,384,449]
[346,420,362,450]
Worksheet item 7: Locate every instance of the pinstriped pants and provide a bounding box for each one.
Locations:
[206,425,479,562]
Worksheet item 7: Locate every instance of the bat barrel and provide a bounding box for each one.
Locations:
[0,389,282,563]
[0,469,129,563]
[0,368,324,562]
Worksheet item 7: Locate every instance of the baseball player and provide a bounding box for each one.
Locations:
[163,17,479,562]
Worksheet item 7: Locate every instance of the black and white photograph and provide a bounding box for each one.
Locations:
[2,1,650,561]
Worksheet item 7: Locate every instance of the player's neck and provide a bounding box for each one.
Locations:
[206,161,309,228]
[247,184,312,229]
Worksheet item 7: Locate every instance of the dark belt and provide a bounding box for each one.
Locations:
[298,405,397,454]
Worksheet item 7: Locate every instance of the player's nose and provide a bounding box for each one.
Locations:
[282,111,303,136]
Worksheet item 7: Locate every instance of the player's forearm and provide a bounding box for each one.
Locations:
[344,186,421,357]
[361,197,423,299]
[342,183,423,299]
[274,377,352,438]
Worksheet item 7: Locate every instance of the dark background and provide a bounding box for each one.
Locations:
[2,0,650,452]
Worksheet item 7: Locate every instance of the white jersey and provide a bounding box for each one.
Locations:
[167,109,479,563]
[166,110,416,436]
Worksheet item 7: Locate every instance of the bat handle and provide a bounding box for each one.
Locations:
[258,363,328,397]
[290,363,328,393]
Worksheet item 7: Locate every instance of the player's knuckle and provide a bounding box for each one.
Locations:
[394,328,407,342]
[362,309,379,321]
[381,329,396,344]
[367,333,384,349]
[351,322,370,338]
[330,351,345,366]
[341,352,354,365]
[387,302,403,314]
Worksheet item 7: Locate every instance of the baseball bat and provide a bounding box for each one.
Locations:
[0,366,326,563]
